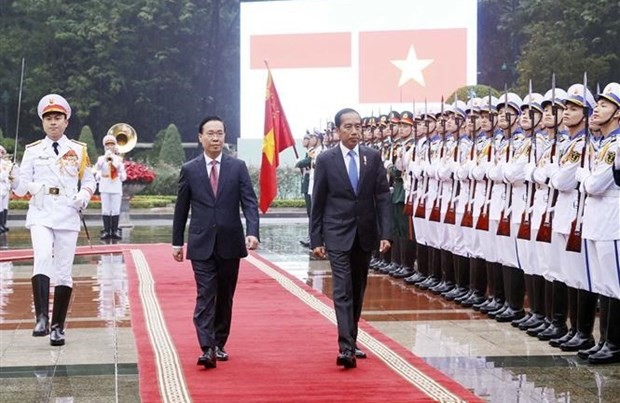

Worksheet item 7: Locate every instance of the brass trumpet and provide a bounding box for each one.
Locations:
[106,123,137,154]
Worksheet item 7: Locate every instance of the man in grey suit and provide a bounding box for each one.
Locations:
[172,115,259,369]
[311,107,392,369]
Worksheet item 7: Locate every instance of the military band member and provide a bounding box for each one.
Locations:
[11,94,96,346]
[296,133,312,247]
[577,82,620,364]
[549,83,597,351]
[0,145,14,233]
[93,135,127,240]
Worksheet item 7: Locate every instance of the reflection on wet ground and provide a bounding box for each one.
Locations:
[1,219,619,402]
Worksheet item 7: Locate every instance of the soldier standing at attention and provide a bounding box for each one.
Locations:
[11,94,96,346]
[93,135,126,240]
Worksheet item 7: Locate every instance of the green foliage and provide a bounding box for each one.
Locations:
[148,128,168,165]
[10,195,176,210]
[158,124,185,166]
[448,85,501,103]
[247,165,302,201]
[78,125,99,163]
[143,163,180,195]
[0,0,241,148]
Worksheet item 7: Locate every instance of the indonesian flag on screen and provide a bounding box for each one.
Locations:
[250,28,467,104]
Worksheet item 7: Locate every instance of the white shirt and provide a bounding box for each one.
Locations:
[205,153,222,178]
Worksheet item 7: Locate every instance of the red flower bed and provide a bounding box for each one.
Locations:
[124,160,156,184]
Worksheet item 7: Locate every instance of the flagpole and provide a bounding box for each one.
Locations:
[264,59,299,159]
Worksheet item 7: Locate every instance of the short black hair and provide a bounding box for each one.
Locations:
[334,108,360,128]
[198,115,226,133]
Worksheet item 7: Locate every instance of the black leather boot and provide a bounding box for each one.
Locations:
[111,215,122,239]
[550,285,578,347]
[100,215,111,240]
[50,286,73,346]
[518,275,546,330]
[578,296,609,359]
[496,267,525,322]
[588,297,620,364]
[538,281,568,340]
[31,274,50,336]
[0,210,6,233]
[560,289,597,352]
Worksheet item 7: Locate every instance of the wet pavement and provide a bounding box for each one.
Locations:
[0,210,619,402]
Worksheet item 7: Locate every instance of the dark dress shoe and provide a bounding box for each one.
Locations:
[517,313,545,330]
[49,325,65,346]
[577,341,604,360]
[511,312,533,328]
[197,348,217,368]
[404,272,426,285]
[495,307,525,323]
[479,298,504,314]
[549,328,576,347]
[299,239,310,248]
[587,341,620,364]
[487,304,507,319]
[460,292,486,308]
[392,266,415,278]
[526,320,550,338]
[354,348,367,359]
[215,346,229,361]
[559,332,595,352]
[472,297,493,311]
[336,351,357,369]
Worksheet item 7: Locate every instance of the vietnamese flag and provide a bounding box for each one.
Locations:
[259,68,296,214]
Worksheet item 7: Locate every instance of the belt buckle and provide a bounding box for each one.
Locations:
[49,187,60,195]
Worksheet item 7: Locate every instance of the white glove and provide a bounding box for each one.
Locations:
[69,189,91,211]
[575,167,590,183]
[384,160,393,170]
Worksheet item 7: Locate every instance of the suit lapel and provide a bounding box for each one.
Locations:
[358,147,369,193]
[217,154,230,197]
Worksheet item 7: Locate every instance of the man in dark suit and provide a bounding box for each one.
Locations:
[310,107,392,369]
[172,115,259,369]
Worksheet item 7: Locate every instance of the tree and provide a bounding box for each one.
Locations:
[158,124,185,167]
[78,125,99,164]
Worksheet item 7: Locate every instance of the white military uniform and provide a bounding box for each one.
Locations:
[582,128,620,298]
[0,153,13,226]
[94,151,126,215]
[13,135,96,285]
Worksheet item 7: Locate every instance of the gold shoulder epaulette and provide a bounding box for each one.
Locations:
[26,140,42,148]
[70,139,87,147]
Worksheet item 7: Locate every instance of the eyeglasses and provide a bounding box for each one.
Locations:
[203,131,225,138]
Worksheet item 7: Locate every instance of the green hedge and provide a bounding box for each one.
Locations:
[9,195,303,209]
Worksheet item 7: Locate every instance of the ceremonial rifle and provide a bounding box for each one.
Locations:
[517,80,537,240]
[497,86,513,237]
[444,94,462,225]
[566,73,589,252]
[475,92,495,231]
[428,100,445,222]
[536,73,558,243]
[414,100,431,218]
[403,99,417,217]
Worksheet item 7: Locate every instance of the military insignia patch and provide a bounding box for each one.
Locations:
[605,151,615,165]
[569,150,581,163]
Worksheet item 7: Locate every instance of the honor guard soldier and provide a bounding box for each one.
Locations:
[528,88,571,341]
[577,82,620,364]
[549,83,596,352]
[390,111,417,279]
[510,91,546,330]
[0,145,14,233]
[486,92,526,322]
[94,135,127,240]
[296,133,312,247]
[11,94,96,346]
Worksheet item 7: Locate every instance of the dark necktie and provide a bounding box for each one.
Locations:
[348,150,358,194]
[52,142,59,156]
[210,160,219,196]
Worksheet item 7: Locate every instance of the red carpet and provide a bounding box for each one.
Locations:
[124,244,482,403]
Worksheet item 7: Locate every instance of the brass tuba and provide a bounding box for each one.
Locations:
[107,123,137,154]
